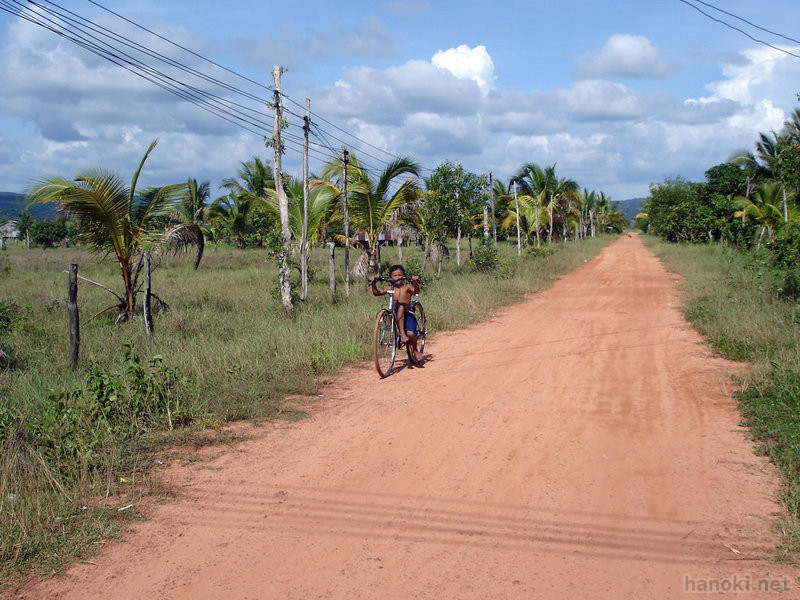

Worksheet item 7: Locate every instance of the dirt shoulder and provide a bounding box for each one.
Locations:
[13,234,797,599]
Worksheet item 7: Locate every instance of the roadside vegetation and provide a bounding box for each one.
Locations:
[0,137,622,585]
[642,104,800,557]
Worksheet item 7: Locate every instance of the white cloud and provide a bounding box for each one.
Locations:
[574,34,674,80]
[432,45,495,96]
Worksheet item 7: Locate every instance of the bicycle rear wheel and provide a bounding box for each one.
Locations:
[373,309,396,378]
[407,301,426,364]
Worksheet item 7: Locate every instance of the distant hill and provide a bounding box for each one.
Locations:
[0,192,56,221]
[614,198,645,221]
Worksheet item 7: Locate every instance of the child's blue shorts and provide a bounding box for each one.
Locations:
[394,304,418,334]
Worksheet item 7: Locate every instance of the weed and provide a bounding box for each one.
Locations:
[644,236,800,555]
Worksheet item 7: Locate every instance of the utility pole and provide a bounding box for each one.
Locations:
[489,171,497,247]
[342,146,350,296]
[301,97,310,301]
[482,174,489,241]
[272,65,293,312]
[513,181,521,256]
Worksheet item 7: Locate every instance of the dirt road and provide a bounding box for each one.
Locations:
[18,235,796,598]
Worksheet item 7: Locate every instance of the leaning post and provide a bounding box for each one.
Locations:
[328,242,336,303]
[67,262,79,367]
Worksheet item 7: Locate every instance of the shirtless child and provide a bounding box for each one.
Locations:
[370,265,422,361]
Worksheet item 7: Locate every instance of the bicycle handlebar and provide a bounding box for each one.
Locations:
[368,276,418,285]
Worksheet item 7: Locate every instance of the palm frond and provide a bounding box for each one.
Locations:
[157,223,205,269]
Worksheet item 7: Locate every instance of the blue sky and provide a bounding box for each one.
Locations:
[0,0,799,200]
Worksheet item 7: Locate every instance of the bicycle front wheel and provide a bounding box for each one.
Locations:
[373,309,397,378]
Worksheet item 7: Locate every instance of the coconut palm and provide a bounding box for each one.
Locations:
[734,181,788,250]
[26,139,203,321]
[321,154,420,274]
[15,210,33,249]
[180,178,210,223]
[513,163,579,243]
[206,193,256,248]
[221,157,273,199]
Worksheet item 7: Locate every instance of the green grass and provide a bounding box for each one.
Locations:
[642,236,800,558]
[0,235,612,584]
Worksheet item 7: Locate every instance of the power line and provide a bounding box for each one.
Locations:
[85,0,274,94]
[679,0,800,60]
[2,0,434,176]
[0,0,275,135]
[688,0,800,46]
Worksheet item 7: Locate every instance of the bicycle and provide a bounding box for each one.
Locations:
[371,276,427,378]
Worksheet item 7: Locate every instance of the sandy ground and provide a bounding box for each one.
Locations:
[12,234,798,599]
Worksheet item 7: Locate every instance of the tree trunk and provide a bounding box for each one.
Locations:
[456,223,461,267]
[756,226,766,252]
[422,239,430,271]
[468,233,473,258]
[398,237,403,263]
[547,201,553,244]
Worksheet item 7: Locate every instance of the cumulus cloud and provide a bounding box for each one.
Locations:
[432,45,495,96]
[2,11,800,202]
[574,34,674,80]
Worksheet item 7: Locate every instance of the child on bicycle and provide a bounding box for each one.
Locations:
[370,265,422,361]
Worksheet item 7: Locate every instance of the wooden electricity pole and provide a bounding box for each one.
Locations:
[67,262,79,367]
[144,251,153,338]
[513,181,521,256]
[301,98,310,301]
[342,146,350,296]
[482,174,489,241]
[272,65,293,311]
[489,171,497,247]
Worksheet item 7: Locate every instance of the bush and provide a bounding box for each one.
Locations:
[768,223,800,300]
[0,300,22,337]
[30,220,69,248]
[471,243,499,272]
[526,246,557,258]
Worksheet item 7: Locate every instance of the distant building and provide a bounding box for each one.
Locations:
[0,220,17,241]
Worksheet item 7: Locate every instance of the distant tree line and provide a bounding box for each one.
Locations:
[642,106,800,296]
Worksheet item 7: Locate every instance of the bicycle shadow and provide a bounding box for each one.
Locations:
[391,351,433,375]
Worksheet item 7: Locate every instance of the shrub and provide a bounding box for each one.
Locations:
[471,243,499,272]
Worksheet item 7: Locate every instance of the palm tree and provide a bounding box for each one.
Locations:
[734,181,787,250]
[180,178,210,223]
[513,163,579,243]
[206,193,256,248]
[221,157,273,199]
[321,154,420,274]
[15,210,33,249]
[26,139,203,321]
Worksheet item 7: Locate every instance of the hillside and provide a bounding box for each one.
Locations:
[615,197,645,221]
[0,192,56,220]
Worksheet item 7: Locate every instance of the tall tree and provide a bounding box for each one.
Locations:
[426,161,481,266]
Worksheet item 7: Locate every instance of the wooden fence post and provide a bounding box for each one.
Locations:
[328,242,336,302]
[68,262,79,367]
[144,250,153,338]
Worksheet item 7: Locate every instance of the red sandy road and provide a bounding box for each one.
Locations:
[13,234,797,599]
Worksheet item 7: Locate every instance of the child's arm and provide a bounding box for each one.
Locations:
[370,276,386,296]
[410,275,420,295]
